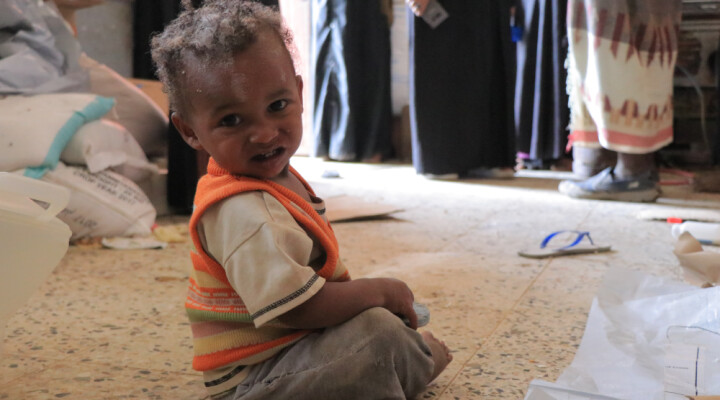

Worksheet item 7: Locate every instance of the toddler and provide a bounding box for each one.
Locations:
[151,1,451,398]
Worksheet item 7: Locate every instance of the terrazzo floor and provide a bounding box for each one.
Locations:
[2,157,720,399]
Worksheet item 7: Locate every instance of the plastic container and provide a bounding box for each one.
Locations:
[670,220,720,245]
[0,173,72,353]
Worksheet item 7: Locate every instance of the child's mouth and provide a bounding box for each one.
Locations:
[252,147,284,162]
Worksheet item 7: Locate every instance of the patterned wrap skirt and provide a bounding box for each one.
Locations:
[567,0,682,154]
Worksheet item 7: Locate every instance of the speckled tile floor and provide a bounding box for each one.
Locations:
[2,157,719,399]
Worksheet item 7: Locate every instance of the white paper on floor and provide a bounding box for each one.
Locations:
[524,268,720,400]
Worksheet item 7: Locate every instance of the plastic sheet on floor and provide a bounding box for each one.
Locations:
[524,268,720,400]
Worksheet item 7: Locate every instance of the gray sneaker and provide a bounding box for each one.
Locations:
[558,167,660,202]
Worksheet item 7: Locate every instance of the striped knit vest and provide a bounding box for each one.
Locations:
[187,158,348,371]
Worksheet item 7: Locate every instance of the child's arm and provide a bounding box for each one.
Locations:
[278,277,419,329]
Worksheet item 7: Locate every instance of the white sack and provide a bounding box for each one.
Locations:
[79,54,168,156]
[0,94,115,176]
[60,118,158,182]
[28,163,156,240]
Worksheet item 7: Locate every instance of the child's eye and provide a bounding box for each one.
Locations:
[268,99,288,112]
[219,114,242,127]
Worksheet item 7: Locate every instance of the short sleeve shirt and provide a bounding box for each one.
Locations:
[197,190,329,327]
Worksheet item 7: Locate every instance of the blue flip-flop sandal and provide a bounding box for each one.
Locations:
[518,230,612,259]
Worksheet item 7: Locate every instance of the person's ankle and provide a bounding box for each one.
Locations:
[572,147,616,179]
[612,166,657,181]
[614,152,657,180]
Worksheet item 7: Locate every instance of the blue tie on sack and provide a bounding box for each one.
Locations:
[24,96,116,179]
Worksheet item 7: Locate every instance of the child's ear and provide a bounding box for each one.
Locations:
[171,112,204,151]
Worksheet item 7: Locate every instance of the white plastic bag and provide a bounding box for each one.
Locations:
[0,0,89,94]
[525,268,720,400]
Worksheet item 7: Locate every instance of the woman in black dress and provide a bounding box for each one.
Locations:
[407,0,516,179]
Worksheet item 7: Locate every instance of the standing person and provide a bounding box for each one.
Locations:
[558,0,682,202]
[151,2,452,398]
[513,0,571,171]
[407,0,517,179]
[311,0,394,162]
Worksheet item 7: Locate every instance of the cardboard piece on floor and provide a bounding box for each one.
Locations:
[673,232,720,286]
[636,208,720,223]
[325,195,402,222]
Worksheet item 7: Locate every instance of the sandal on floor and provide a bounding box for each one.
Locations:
[518,230,611,259]
[558,167,660,202]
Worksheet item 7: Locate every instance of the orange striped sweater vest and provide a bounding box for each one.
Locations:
[187,158,349,371]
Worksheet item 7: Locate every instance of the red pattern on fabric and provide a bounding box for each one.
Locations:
[570,125,672,148]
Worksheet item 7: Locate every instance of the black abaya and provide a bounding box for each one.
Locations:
[408,0,516,175]
[311,0,393,161]
[514,0,569,166]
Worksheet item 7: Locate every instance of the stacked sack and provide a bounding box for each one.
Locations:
[0,0,168,240]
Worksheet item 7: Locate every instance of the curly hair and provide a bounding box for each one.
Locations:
[150,0,297,114]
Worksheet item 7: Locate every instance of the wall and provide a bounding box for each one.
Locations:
[75,0,134,78]
[390,0,410,115]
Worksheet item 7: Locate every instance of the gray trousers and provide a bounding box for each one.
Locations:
[223,307,435,400]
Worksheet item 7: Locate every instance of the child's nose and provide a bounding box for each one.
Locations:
[248,123,279,144]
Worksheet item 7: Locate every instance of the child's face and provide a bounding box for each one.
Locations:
[172,31,303,180]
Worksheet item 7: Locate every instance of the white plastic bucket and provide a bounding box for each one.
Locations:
[0,173,72,353]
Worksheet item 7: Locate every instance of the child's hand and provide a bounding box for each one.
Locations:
[277,278,419,329]
[375,278,418,329]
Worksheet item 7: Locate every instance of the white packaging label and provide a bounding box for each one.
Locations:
[421,0,448,29]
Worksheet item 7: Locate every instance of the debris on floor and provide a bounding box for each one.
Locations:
[673,232,720,287]
[152,223,188,243]
[101,237,167,250]
[324,195,403,222]
[524,267,720,400]
[636,208,720,223]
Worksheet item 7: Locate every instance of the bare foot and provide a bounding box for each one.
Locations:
[421,331,452,382]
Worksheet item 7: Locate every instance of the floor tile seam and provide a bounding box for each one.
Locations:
[430,226,597,399]
[421,349,482,399]
[0,361,211,400]
[22,356,200,379]
[433,215,594,393]
[1,348,73,371]
[0,350,75,388]
[0,376,27,392]
[433,205,596,396]
[575,201,600,226]
[432,258,555,398]
[1,349,70,361]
